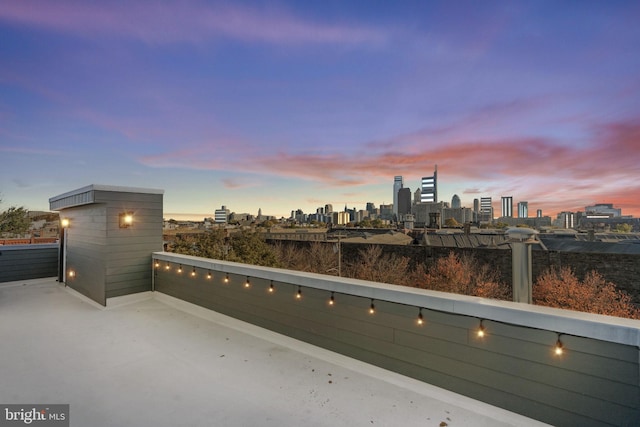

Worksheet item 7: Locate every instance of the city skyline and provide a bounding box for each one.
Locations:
[1,1,639,220]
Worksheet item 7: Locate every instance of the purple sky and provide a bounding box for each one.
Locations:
[1,1,639,220]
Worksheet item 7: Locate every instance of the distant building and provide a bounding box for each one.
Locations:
[420,165,438,203]
[555,212,575,229]
[379,204,393,221]
[480,197,493,222]
[501,196,513,218]
[398,187,412,221]
[585,203,622,218]
[451,194,461,209]
[214,206,230,224]
[412,201,447,228]
[442,207,473,225]
[473,198,479,213]
[393,176,403,219]
[537,209,543,218]
[414,188,422,205]
[518,201,528,218]
[366,202,376,214]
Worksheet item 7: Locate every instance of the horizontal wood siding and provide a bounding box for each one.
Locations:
[0,245,58,282]
[153,260,640,427]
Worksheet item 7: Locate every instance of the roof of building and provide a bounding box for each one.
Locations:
[0,278,545,427]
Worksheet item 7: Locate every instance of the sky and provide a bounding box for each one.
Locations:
[1,0,639,220]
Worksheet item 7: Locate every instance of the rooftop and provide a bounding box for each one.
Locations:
[0,278,546,427]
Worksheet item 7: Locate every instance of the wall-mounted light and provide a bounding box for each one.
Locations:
[477,319,486,338]
[61,218,70,228]
[68,270,76,278]
[119,212,133,228]
[554,334,564,356]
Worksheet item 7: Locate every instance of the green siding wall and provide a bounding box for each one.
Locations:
[153,255,640,427]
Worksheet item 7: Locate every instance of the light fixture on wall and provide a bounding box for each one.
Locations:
[477,319,486,338]
[554,334,564,356]
[61,218,70,228]
[68,270,76,278]
[119,212,133,228]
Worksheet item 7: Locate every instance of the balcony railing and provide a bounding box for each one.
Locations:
[152,251,640,427]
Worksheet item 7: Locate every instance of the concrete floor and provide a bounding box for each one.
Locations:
[0,278,548,427]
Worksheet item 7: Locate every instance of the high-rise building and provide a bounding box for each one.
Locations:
[451,194,461,209]
[537,209,543,218]
[214,205,230,223]
[420,165,437,203]
[480,197,493,222]
[473,198,479,212]
[585,203,622,218]
[517,201,528,218]
[324,204,333,214]
[393,176,403,218]
[414,188,422,205]
[398,188,412,220]
[501,196,513,218]
[366,202,375,214]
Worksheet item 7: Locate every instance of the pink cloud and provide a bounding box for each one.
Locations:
[0,1,386,46]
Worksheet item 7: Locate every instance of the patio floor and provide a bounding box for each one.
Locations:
[0,278,548,427]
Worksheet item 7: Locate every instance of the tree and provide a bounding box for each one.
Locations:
[345,245,412,286]
[227,229,280,267]
[615,223,632,233]
[533,266,639,319]
[272,242,338,275]
[0,206,30,236]
[414,251,510,300]
[444,218,461,228]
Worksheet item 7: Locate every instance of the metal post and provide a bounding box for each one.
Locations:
[58,226,66,284]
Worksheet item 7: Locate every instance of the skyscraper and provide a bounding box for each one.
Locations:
[480,197,493,222]
[398,187,412,220]
[393,176,403,218]
[420,165,437,203]
[517,201,528,218]
[501,196,513,218]
[451,194,461,209]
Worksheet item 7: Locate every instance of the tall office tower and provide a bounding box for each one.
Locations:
[480,197,493,221]
[393,176,403,218]
[517,201,529,218]
[398,188,412,220]
[366,202,375,214]
[537,209,543,218]
[215,206,230,223]
[501,196,513,218]
[324,204,333,214]
[473,198,479,212]
[451,194,461,209]
[414,188,422,205]
[420,165,438,203]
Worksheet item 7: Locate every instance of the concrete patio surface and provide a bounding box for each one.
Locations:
[0,278,548,427]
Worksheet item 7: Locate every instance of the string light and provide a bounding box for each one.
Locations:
[328,292,335,306]
[244,277,251,288]
[165,262,170,270]
[154,261,160,268]
[555,334,564,356]
[477,319,486,338]
[178,265,183,273]
[296,286,302,299]
[369,299,375,314]
[207,271,212,279]
[417,308,424,326]
[224,273,229,283]
[268,281,275,293]
[191,267,196,277]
